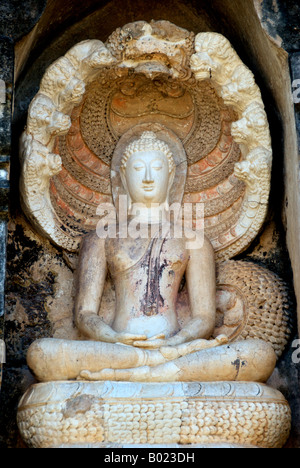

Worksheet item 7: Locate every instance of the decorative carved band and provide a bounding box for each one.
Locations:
[17,381,290,448]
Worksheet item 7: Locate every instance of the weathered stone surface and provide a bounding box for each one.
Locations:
[0,221,7,389]
[15,15,298,449]
[0,0,47,401]
[0,39,13,219]
[0,38,13,395]
[0,0,46,42]
[17,381,291,448]
[254,0,300,51]
[290,53,300,154]
[0,215,76,446]
[0,0,299,449]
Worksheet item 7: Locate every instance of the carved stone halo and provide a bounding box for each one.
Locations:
[110,122,187,209]
[20,20,272,260]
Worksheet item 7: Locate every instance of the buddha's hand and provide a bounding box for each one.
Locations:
[133,333,181,349]
[160,334,229,360]
[115,332,148,345]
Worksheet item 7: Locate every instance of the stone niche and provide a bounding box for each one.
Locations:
[0,0,299,449]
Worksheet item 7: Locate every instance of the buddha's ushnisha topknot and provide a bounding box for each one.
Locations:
[121,131,176,173]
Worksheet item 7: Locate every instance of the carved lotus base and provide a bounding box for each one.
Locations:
[17,381,291,449]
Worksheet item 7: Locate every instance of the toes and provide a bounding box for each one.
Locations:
[79,370,92,380]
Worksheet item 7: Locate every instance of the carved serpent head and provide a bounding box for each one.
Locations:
[234,147,272,192]
[231,102,271,149]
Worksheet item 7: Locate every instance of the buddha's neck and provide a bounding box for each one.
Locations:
[129,203,169,225]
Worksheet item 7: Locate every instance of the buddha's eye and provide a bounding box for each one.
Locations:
[152,165,163,171]
[133,165,144,171]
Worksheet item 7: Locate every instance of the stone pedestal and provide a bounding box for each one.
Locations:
[17,381,291,448]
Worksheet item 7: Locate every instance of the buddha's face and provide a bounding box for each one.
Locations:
[121,150,173,207]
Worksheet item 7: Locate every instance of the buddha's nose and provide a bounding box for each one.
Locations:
[143,166,154,183]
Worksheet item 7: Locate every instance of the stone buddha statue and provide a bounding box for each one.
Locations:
[17,25,292,449]
[26,129,276,384]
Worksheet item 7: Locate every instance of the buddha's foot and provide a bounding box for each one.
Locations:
[78,335,230,380]
[79,367,151,382]
[78,370,113,381]
[77,339,276,383]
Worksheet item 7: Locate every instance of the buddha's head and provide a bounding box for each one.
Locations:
[120,131,176,210]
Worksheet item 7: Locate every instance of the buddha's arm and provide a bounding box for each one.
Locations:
[75,233,146,344]
[184,235,216,338]
[74,233,113,341]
